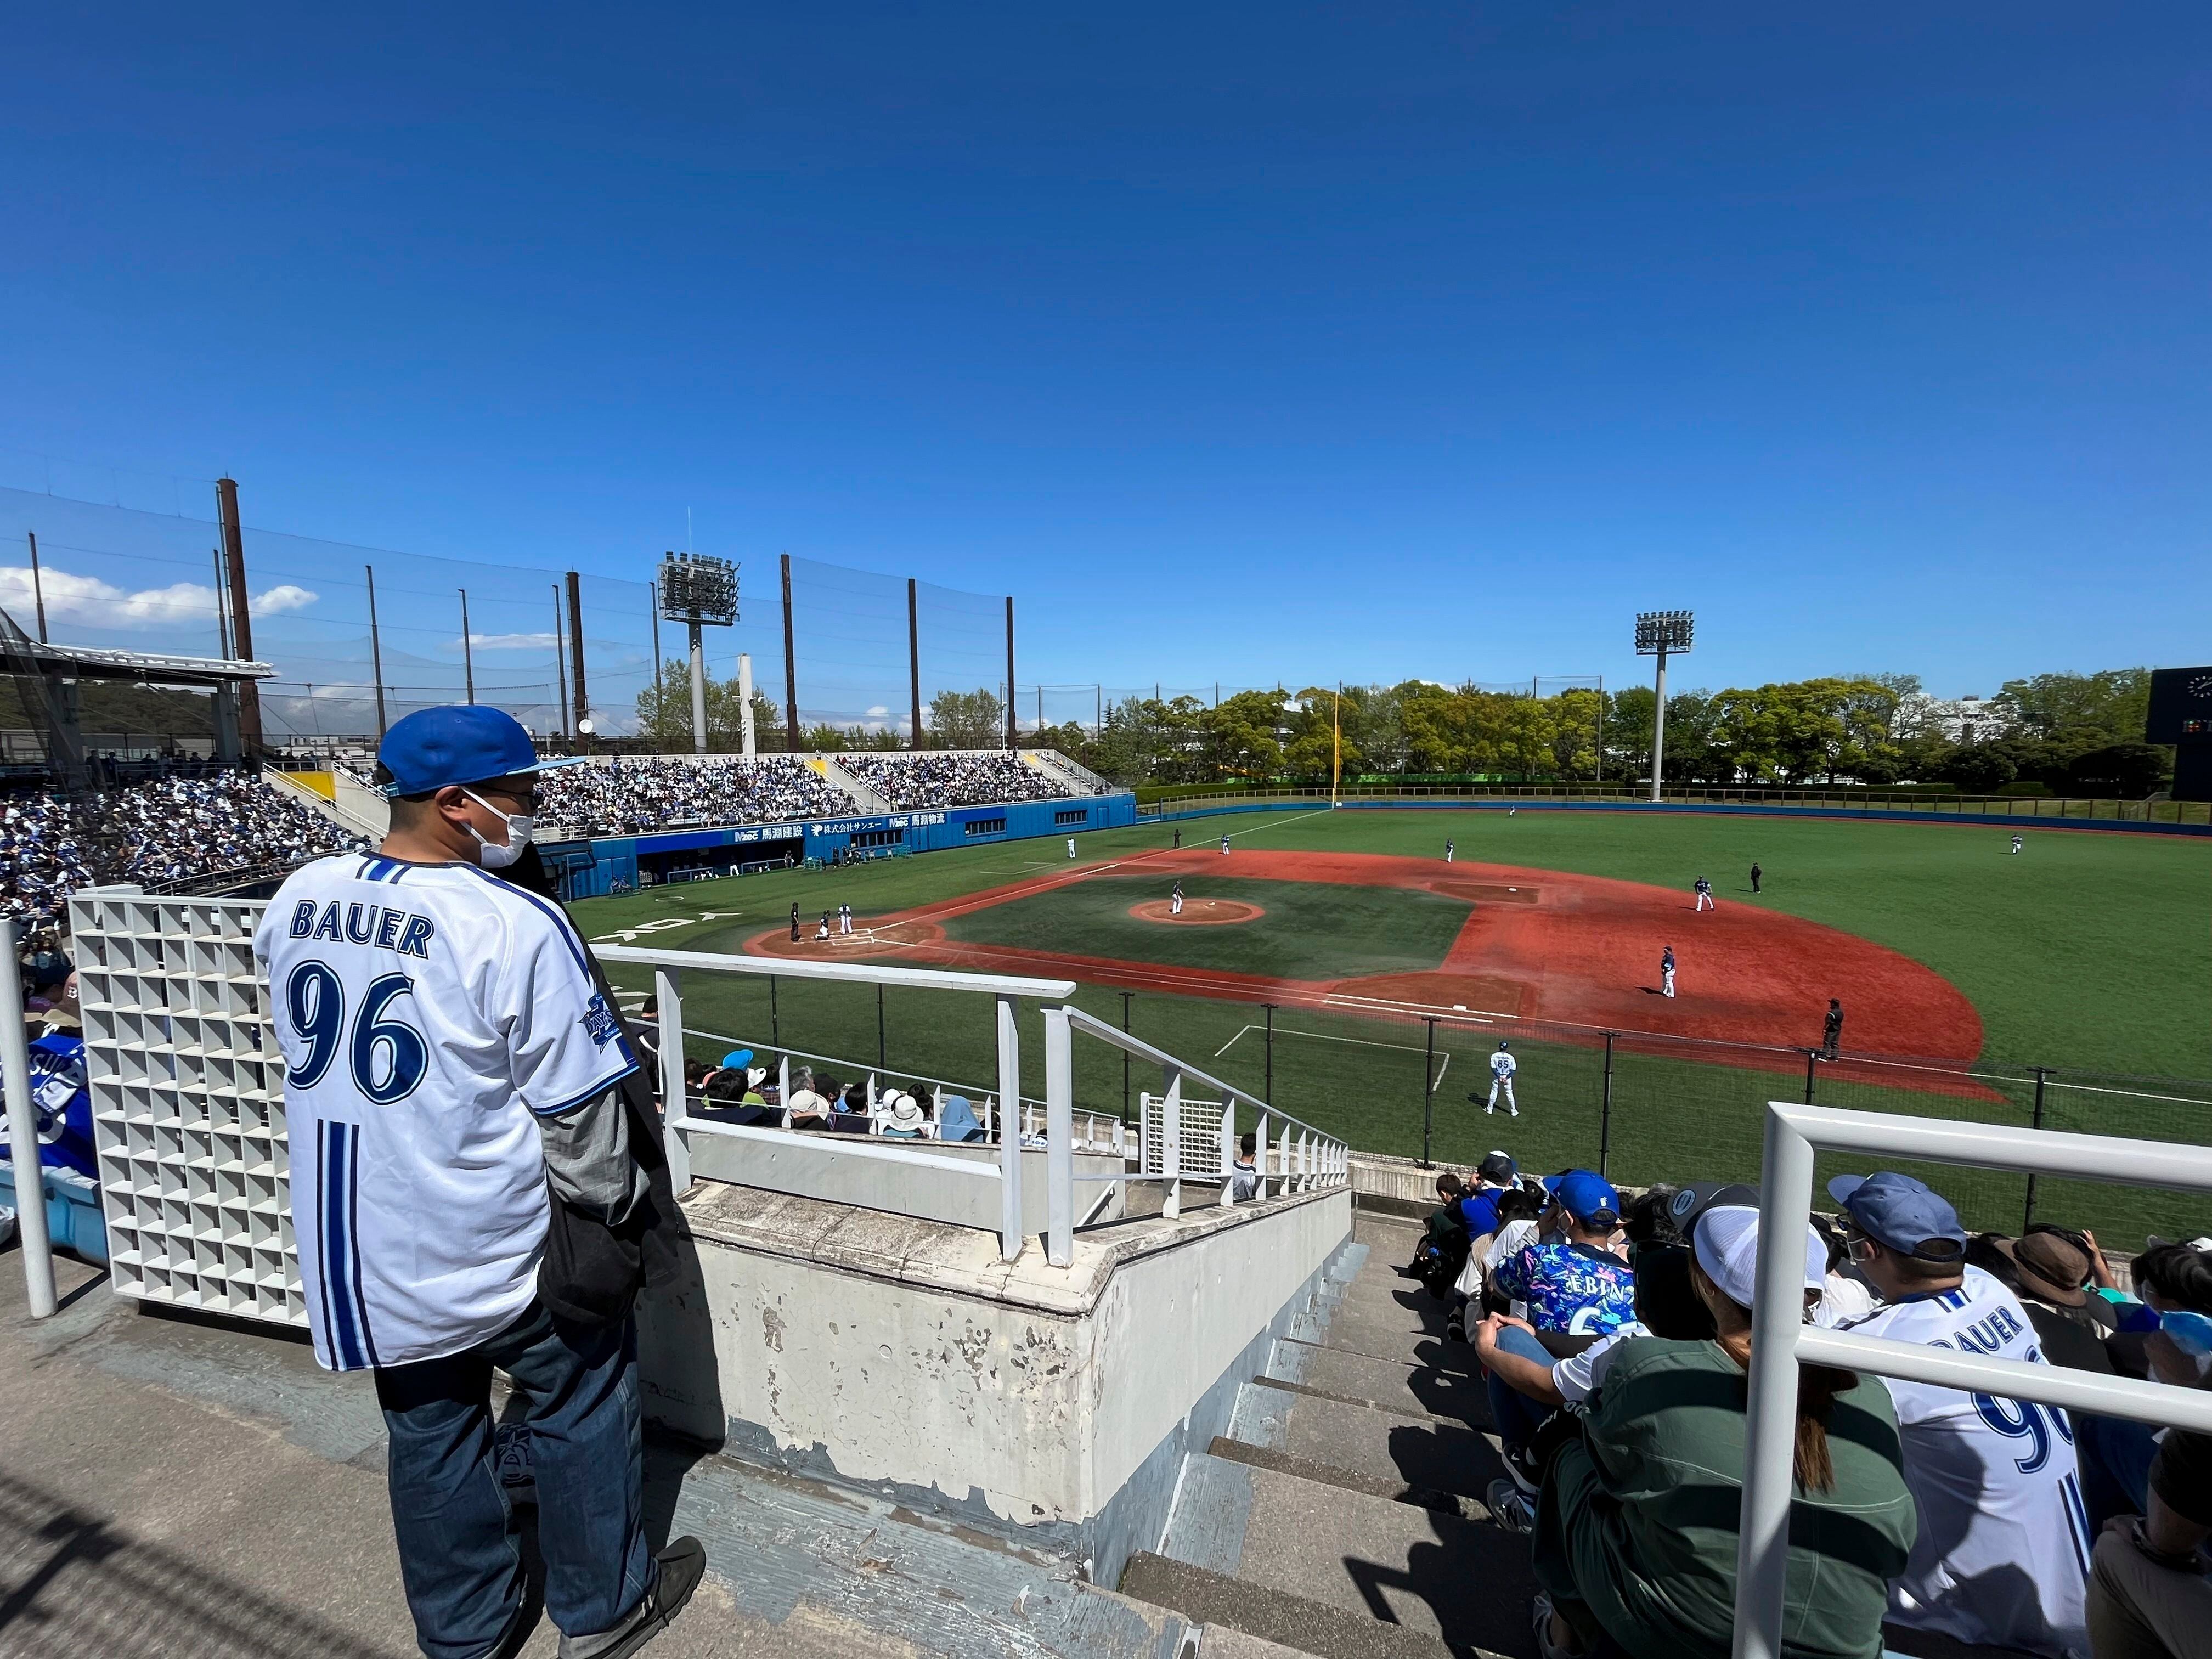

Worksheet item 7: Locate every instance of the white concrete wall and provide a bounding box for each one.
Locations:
[685,1132,1125,1234]
[637,1184,1351,1540]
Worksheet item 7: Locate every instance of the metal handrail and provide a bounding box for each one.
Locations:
[1735,1105,2212,1659]
[592,941,1077,1001]
[1058,1005,1339,1143]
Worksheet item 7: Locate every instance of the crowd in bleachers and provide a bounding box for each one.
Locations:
[840,751,1071,809]
[1,775,358,921]
[528,755,855,836]
[1393,1152,2211,1659]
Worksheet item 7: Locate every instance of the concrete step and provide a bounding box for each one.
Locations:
[1227,1381,1505,1504]
[1120,1553,1462,1659]
[1267,1340,1489,1423]
[1158,1452,1537,1657]
[1308,1295,1462,1369]
[1206,1437,1472,1521]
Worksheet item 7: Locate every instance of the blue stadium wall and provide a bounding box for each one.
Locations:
[541,793,1138,900]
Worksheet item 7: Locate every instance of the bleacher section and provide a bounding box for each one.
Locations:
[840,749,1074,808]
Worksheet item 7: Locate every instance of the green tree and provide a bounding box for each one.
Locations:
[925,687,1006,750]
[633,659,782,751]
[1199,690,1287,782]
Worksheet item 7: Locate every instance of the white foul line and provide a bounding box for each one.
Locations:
[1211,1021,1451,1088]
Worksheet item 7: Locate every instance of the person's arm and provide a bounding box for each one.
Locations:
[2080,1229,2119,1292]
[537,1082,645,1223]
[1474,1313,1565,1408]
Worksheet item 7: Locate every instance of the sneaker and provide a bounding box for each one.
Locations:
[1485,1105,1495,1115]
[1532,1592,1578,1659]
[568,1537,708,1659]
[1488,1477,1534,1536]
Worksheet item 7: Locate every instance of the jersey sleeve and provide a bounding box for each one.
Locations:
[498,901,638,1115]
[1493,1245,1532,1301]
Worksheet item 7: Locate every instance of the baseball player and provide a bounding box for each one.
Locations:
[1822,998,1843,1059]
[1445,839,1454,864]
[2010,833,2024,855]
[838,902,853,935]
[1750,861,1763,895]
[1661,945,1677,998]
[1066,837,1077,859]
[1220,832,1230,855]
[1172,827,1181,849]
[253,706,704,1657]
[1694,875,1714,912]
[1486,1041,1518,1116]
[1170,881,1184,917]
[817,911,832,941]
[789,902,800,942]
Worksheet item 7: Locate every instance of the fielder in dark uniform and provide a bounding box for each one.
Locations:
[1750,861,1763,895]
[1822,998,1843,1059]
[789,902,801,942]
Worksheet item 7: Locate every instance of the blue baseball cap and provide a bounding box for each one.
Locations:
[377,706,584,797]
[1827,1172,1967,1262]
[720,1049,754,1070]
[1543,1169,1621,1225]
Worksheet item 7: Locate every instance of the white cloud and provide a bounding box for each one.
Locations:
[0,565,317,631]
[462,631,559,650]
[866,704,890,718]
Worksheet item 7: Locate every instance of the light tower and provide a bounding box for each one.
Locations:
[657,553,739,753]
[1633,610,1694,802]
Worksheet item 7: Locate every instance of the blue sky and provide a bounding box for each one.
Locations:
[3,4,2207,707]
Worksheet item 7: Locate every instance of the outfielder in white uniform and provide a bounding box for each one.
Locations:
[1486,1041,1517,1116]
[1067,837,1077,859]
[1829,1172,2091,1657]
[254,706,703,1658]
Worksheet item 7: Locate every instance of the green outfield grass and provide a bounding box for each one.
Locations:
[940,873,1470,979]
[571,806,2212,1243]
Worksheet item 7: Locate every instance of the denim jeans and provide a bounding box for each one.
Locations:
[373,1300,651,1659]
[1486,1323,1558,1461]
[2076,1410,2159,1528]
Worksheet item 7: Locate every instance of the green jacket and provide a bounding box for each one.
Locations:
[1532,1336,1917,1659]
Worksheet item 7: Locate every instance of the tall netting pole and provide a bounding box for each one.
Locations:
[1003,596,1015,749]
[908,577,923,749]
[688,619,707,753]
[782,554,800,750]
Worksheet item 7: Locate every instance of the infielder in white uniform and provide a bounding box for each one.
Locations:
[1661,944,1677,997]
[1694,875,1714,911]
[1829,1172,2092,1657]
[255,706,703,1659]
[1444,839,1454,864]
[1486,1041,1517,1116]
[2011,834,2024,855]
[1220,833,1231,855]
[838,901,853,935]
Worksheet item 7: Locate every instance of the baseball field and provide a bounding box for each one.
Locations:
[577,806,2212,1243]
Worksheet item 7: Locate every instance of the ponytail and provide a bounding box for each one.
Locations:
[1716,1329,1854,1493]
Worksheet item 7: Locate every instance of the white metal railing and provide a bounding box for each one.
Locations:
[1735,1105,2212,1659]
[596,944,1076,1263]
[1053,1006,1347,1249]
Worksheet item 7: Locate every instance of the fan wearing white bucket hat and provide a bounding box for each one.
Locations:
[880,1092,930,1139]
[1523,1198,1917,1659]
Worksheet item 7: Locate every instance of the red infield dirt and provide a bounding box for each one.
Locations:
[1127,898,1265,926]
[745,849,1984,1071]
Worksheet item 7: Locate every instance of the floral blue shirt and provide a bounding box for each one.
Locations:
[1493,1240,1637,1335]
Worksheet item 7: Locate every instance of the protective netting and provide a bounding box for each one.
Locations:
[0,482,1015,746]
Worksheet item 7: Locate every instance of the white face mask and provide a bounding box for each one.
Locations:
[461,789,535,868]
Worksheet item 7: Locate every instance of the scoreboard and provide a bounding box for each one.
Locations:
[2146,667,2212,801]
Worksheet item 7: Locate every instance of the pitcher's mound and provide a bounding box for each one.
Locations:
[1130,898,1265,926]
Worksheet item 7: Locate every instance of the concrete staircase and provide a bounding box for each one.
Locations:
[1119,1212,1536,1659]
[1030,747,1112,794]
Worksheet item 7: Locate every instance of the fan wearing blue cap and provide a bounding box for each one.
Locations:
[253,704,708,1656]
[1826,1170,2094,1656]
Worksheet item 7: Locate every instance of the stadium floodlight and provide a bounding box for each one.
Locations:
[1633,610,1695,803]
[657,553,740,753]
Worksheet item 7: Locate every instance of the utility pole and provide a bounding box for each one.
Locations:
[781,554,800,751]
[907,577,924,749]
[552,584,569,741]
[1004,596,1016,750]
[565,571,589,735]
[366,565,388,740]
[26,533,47,642]
[215,478,262,749]
[460,590,476,703]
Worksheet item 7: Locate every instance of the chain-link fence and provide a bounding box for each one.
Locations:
[591,950,2212,1247]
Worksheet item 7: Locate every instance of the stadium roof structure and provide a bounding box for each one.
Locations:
[0,633,276,689]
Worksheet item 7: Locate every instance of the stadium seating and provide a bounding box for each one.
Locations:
[840,751,1073,808]
[0,774,359,922]
[528,755,856,837]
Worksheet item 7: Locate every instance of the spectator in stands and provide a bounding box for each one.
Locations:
[840,751,1074,811]
[785,1084,832,1130]
[881,1093,929,1139]
[1229,1132,1259,1201]
[2080,1242,2212,1526]
[2,772,354,920]
[1827,1171,2091,1657]
[523,755,855,838]
[1491,1171,1634,1338]
[1525,1199,1917,1659]
[937,1094,984,1143]
[1397,1172,1470,1295]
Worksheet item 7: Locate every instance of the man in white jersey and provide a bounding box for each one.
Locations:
[1830,1171,2092,1657]
[1486,1041,1518,1116]
[255,707,704,1659]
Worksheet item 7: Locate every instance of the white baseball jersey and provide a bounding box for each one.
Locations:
[1491,1051,1516,1080]
[254,854,637,1373]
[1846,1267,2090,1656]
